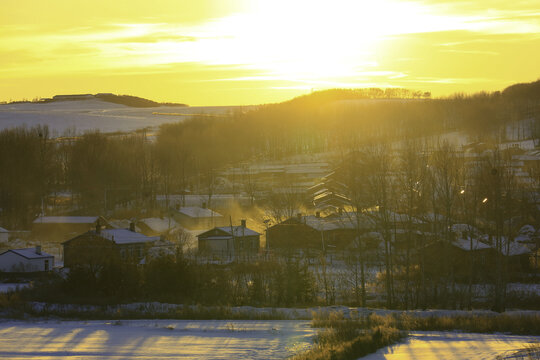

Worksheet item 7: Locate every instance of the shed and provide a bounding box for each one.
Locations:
[197,220,260,257]
[0,246,54,272]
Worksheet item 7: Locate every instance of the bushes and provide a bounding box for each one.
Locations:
[294,313,404,360]
[22,257,317,307]
[295,310,540,360]
[314,311,540,336]
[294,327,403,360]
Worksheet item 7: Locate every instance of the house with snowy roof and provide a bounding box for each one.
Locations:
[62,223,160,268]
[172,206,224,229]
[0,246,54,272]
[197,220,260,257]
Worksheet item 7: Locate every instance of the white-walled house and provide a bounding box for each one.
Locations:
[0,246,54,272]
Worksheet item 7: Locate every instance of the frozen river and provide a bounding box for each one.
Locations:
[0,320,314,359]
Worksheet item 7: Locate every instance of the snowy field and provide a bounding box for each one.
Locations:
[0,321,538,360]
[0,320,314,359]
[361,331,540,360]
[0,100,248,135]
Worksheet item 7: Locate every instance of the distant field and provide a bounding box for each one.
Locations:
[0,100,252,135]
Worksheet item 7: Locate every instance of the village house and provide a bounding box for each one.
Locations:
[32,216,110,242]
[62,223,160,268]
[421,233,535,282]
[197,220,260,258]
[267,212,376,252]
[0,246,54,272]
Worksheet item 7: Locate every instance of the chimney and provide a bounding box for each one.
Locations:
[129,222,136,232]
[95,219,101,234]
[35,245,42,255]
[241,219,246,228]
[316,211,321,218]
[202,202,207,209]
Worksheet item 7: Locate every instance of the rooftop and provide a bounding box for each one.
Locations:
[139,217,179,233]
[100,229,160,245]
[3,247,54,259]
[33,216,99,224]
[217,226,260,237]
[176,207,222,218]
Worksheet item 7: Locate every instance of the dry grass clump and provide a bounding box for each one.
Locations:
[294,312,405,360]
[371,313,540,335]
[296,311,540,360]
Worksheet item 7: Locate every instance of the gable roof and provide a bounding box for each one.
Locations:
[176,207,223,219]
[217,226,260,237]
[198,226,260,238]
[100,229,160,245]
[0,248,54,259]
[63,229,160,245]
[0,226,8,233]
[139,217,179,233]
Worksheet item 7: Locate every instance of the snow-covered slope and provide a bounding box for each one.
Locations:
[0,99,247,135]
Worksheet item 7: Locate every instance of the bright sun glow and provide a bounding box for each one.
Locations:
[1,0,540,104]
[131,0,472,84]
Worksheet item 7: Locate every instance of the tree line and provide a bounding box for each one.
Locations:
[0,82,538,229]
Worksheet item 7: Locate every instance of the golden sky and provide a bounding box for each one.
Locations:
[1,0,540,105]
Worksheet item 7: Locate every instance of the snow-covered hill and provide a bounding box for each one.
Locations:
[0,99,249,135]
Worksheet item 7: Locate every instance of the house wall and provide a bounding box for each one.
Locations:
[234,235,260,253]
[63,235,118,268]
[0,232,8,243]
[199,238,234,255]
[118,243,148,263]
[268,223,321,250]
[0,252,53,272]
